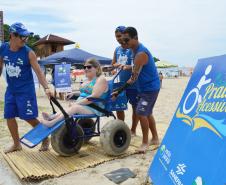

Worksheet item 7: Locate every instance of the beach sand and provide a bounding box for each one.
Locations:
[0,76,189,185]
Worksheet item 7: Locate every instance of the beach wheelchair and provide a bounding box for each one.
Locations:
[20,70,131,156]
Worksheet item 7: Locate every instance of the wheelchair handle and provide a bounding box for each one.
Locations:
[112,68,123,82]
[49,96,70,119]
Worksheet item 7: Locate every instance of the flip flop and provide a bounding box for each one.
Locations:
[131,132,137,137]
[4,144,22,154]
[137,144,149,154]
[149,140,160,146]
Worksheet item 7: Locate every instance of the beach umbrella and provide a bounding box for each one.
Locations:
[155,60,178,68]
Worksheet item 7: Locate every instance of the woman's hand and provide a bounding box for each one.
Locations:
[66,92,74,100]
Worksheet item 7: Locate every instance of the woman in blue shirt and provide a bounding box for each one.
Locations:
[41,59,108,127]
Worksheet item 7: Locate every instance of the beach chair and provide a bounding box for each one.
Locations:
[20,70,131,156]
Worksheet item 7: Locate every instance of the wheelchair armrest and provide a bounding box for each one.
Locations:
[68,94,79,100]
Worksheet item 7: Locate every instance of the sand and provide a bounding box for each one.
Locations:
[0,76,189,185]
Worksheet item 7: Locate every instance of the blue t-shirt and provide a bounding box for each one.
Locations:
[0,42,35,93]
[115,46,137,90]
[133,43,160,92]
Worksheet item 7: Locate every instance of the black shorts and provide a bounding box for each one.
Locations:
[136,90,159,116]
[126,89,138,107]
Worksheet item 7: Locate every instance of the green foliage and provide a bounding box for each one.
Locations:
[3,24,10,42]
[3,23,40,49]
[27,34,40,49]
[154,57,160,63]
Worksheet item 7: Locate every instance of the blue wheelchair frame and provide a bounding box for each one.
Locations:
[20,70,128,148]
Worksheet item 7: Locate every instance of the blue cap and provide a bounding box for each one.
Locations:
[115,26,126,33]
[9,22,33,36]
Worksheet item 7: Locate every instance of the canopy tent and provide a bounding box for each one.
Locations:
[38,48,112,66]
[155,60,178,68]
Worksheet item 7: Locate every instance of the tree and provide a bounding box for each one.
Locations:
[3,24,10,42]
[154,57,160,63]
[27,34,40,49]
[3,23,40,49]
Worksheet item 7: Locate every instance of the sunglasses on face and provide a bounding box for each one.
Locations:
[83,65,94,70]
[14,33,29,42]
[116,34,122,39]
[123,37,131,43]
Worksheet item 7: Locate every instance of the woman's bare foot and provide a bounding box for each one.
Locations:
[41,118,55,128]
[137,143,149,154]
[42,112,51,121]
[4,144,22,154]
[39,138,49,151]
[150,139,160,146]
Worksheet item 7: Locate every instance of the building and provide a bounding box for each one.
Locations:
[34,34,75,59]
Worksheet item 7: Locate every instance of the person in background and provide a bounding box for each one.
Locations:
[112,27,160,153]
[111,26,139,136]
[159,71,163,88]
[0,22,53,153]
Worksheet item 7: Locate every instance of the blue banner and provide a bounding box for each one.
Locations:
[149,54,226,185]
[54,63,71,92]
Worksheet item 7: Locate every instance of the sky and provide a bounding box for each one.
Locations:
[1,0,226,67]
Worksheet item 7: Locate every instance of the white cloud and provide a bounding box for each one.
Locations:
[1,0,226,66]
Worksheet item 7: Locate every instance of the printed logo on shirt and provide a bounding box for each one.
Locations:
[5,62,22,78]
[17,58,24,65]
[117,54,128,65]
[3,56,10,61]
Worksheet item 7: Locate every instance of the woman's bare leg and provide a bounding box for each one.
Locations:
[42,112,59,121]
[41,104,93,127]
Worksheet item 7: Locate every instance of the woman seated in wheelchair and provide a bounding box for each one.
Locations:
[41,58,109,127]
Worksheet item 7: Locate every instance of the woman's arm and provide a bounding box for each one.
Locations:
[76,76,108,105]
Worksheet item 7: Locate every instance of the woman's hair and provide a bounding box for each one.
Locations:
[85,58,102,77]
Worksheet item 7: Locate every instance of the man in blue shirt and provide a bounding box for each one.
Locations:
[111,26,139,136]
[0,22,53,153]
[112,27,160,153]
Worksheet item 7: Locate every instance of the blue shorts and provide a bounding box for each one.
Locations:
[136,90,159,116]
[4,90,38,120]
[126,89,138,107]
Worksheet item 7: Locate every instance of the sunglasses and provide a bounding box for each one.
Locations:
[83,65,94,70]
[123,37,131,43]
[14,33,29,42]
